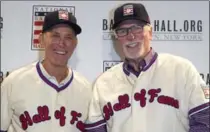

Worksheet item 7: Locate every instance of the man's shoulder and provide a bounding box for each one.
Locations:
[2,62,37,85]
[95,62,124,83]
[71,70,91,88]
[158,53,194,68]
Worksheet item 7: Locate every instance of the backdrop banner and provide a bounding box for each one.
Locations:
[1,1,209,92]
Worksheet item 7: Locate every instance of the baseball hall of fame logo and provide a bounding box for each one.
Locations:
[31,5,75,50]
[103,60,122,72]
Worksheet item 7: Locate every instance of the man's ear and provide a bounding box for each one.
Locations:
[149,25,152,40]
[75,36,78,45]
[144,24,152,40]
[39,33,45,48]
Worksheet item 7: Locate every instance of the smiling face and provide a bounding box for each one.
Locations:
[115,20,152,60]
[39,24,77,67]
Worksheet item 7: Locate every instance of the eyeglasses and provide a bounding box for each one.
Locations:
[115,25,145,37]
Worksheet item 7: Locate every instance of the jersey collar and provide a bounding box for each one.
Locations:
[123,48,158,77]
[36,61,74,92]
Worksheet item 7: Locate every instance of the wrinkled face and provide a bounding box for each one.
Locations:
[39,24,77,67]
[115,20,152,60]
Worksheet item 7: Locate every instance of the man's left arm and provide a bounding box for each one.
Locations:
[185,63,209,132]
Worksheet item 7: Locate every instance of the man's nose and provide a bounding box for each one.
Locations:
[127,31,135,40]
[58,39,65,47]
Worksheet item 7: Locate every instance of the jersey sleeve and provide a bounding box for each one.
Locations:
[1,77,14,131]
[185,62,210,131]
[85,81,107,132]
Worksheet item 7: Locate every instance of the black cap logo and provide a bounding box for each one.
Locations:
[123,5,134,16]
[58,10,69,20]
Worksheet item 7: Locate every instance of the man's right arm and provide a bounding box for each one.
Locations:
[85,81,107,132]
[1,77,14,132]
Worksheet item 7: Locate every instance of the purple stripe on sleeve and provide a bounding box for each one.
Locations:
[189,102,210,116]
[0,130,7,132]
[189,102,210,132]
[85,119,107,132]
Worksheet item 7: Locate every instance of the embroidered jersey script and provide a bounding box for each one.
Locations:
[1,62,92,132]
[85,53,209,132]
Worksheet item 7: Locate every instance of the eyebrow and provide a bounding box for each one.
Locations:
[51,31,75,36]
[116,25,137,29]
[119,24,146,29]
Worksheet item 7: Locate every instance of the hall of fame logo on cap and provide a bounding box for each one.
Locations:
[123,4,133,16]
[31,5,75,50]
[103,60,122,72]
[58,10,69,20]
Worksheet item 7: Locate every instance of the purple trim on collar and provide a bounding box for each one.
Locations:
[36,62,73,92]
[143,52,158,71]
[123,50,158,77]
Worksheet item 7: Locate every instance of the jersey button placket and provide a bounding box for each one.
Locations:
[132,72,148,132]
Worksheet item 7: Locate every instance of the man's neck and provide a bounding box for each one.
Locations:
[127,58,143,72]
[126,50,151,72]
[42,60,68,83]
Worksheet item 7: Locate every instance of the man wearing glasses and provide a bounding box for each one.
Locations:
[85,3,209,132]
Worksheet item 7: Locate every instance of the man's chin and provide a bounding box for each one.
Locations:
[125,54,146,63]
[125,54,141,60]
[52,60,67,67]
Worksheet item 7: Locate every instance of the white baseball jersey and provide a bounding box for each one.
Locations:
[85,50,209,132]
[1,61,92,132]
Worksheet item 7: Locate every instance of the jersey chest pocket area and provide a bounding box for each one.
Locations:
[12,98,52,123]
[11,86,53,125]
